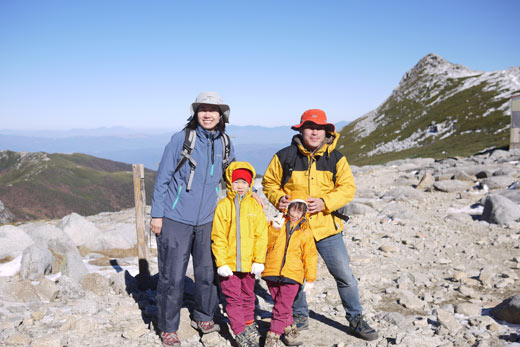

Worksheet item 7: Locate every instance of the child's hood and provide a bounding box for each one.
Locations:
[225,161,256,198]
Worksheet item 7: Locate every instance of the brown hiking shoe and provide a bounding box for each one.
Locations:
[265,331,284,347]
[190,319,220,334]
[160,331,181,346]
[281,324,302,346]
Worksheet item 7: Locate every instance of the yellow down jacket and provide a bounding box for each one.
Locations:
[262,132,356,241]
[211,161,268,272]
[262,216,317,284]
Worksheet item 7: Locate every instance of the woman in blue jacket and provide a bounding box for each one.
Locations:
[150,92,235,346]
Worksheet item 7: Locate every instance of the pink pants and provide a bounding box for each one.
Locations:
[266,280,300,335]
[219,272,256,335]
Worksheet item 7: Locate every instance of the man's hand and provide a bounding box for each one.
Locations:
[307,198,324,214]
[150,218,163,236]
[277,195,290,211]
[251,191,265,209]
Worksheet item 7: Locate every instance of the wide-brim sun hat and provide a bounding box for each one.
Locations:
[190,92,230,123]
[291,109,335,133]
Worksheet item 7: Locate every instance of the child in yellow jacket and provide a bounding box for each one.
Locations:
[262,193,318,346]
[211,161,268,347]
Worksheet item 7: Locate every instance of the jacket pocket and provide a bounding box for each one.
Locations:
[171,185,183,211]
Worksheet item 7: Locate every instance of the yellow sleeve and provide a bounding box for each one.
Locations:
[253,204,268,264]
[321,156,356,213]
[302,227,317,282]
[211,200,231,268]
[267,222,281,251]
[262,155,286,208]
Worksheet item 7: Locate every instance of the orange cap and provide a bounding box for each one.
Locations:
[291,109,335,132]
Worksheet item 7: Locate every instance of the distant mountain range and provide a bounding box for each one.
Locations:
[338,53,520,165]
[0,124,342,174]
[0,150,155,223]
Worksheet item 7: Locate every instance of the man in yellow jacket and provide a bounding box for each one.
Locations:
[262,109,378,341]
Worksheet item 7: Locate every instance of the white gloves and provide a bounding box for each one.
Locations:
[217,265,233,277]
[251,263,264,276]
[303,281,314,294]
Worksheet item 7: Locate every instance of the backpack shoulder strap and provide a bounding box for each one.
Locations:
[174,128,197,191]
[220,132,231,170]
[280,145,298,189]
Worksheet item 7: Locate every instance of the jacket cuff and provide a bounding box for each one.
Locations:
[151,206,164,218]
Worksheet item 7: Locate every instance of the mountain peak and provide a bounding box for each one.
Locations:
[399,53,477,87]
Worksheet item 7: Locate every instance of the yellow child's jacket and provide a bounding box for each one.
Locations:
[262,215,317,285]
[211,161,268,272]
[262,132,356,241]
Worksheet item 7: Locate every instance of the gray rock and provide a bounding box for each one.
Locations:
[482,176,515,190]
[382,187,426,201]
[497,189,520,203]
[0,277,40,303]
[453,170,475,181]
[23,224,77,254]
[481,194,520,224]
[398,290,424,310]
[435,308,462,332]
[344,202,376,215]
[455,303,481,317]
[60,250,89,283]
[0,225,33,261]
[490,294,520,324]
[433,180,471,193]
[416,171,435,190]
[380,203,419,221]
[20,244,53,281]
[35,277,59,303]
[493,167,517,176]
[0,199,14,224]
[444,213,474,223]
[80,273,110,296]
[56,213,104,250]
[30,334,63,347]
[55,275,85,300]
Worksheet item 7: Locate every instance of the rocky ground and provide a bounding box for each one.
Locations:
[1,149,520,346]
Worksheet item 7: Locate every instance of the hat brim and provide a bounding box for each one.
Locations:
[190,103,230,123]
[291,120,335,133]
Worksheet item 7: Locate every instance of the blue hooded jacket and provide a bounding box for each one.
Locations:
[151,125,235,226]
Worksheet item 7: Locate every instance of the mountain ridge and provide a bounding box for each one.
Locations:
[338,53,520,165]
[0,150,155,223]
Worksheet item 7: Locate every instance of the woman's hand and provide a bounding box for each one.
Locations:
[150,218,163,236]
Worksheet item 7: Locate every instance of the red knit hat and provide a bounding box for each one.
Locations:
[231,168,252,185]
[291,109,335,132]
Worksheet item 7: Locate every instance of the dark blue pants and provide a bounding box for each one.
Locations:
[156,218,218,333]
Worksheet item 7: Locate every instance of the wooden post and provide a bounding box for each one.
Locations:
[132,164,150,284]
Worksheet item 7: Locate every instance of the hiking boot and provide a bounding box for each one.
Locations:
[265,331,284,347]
[281,324,302,346]
[348,315,378,341]
[190,319,220,334]
[235,330,251,347]
[244,322,260,346]
[160,331,181,346]
[293,315,309,331]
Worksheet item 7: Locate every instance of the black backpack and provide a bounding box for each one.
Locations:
[173,128,231,191]
[279,144,349,222]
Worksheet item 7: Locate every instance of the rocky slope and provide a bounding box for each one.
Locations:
[338,53,520,166]
[1,149,520,346]
[0,150,156,223]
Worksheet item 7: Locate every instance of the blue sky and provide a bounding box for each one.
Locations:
[1,0,519,131]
